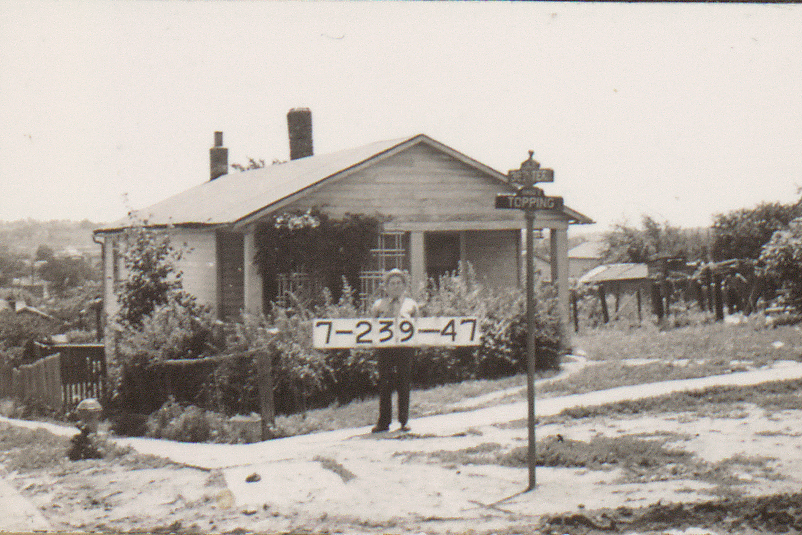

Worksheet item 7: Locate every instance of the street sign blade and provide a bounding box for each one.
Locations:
[495,194,563,211]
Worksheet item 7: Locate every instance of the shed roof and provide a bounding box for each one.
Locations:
[578,263,649,284]
[96,134,593,233]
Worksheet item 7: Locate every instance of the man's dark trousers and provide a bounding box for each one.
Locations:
[376,347,413,429]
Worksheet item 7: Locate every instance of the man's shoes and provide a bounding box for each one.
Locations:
[371,425,389,433]
[399,424,411,432]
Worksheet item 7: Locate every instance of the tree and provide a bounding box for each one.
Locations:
[35,245,54,262]
[231,157,285,172]
[711,201,802,261]
[602,216,706,263]
[0,246,25,287]
[113,218,215,369]
[759,220,802,313]
[115,219,190,327]
[40,255,99,294]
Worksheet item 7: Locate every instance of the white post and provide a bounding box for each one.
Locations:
[243,228,263,316]
[551,226,571,350]
[410,231,426,294]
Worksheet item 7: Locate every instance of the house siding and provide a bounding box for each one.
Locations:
[283,144,521,226]
[99,228,219,321]
[465,230,520,289]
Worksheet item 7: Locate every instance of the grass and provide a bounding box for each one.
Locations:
[540,317,802,397]
[0,421,171,475]
[271,373,529,438]
[270,317,800,438]
[546,377,802,423]
[5,314,800,443]
[404,434,694,474]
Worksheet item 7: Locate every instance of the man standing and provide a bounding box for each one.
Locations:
[371,268,418,433]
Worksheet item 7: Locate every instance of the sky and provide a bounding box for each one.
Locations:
[2,1,802,236]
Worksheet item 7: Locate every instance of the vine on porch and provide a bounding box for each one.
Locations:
[254,208,381,305]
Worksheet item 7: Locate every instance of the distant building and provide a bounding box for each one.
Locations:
[567,241,604,280]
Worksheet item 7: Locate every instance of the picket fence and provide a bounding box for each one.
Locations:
[0,343,106,411]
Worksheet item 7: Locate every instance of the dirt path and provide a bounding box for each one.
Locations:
[3,360,802,534]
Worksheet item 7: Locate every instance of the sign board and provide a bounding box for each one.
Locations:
[509,167,554,186]
[312,317,480,349]
[495,193,563,211]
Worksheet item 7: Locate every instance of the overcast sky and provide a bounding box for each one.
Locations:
[2,2,801,235]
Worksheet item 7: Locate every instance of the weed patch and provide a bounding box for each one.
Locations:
[550,378,802,422]
[313,456,357,483]
[538,492,802,534]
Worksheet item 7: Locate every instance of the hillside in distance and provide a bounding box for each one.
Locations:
[0,219,103,257]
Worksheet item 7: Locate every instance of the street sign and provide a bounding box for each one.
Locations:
[496,149,558,492]
[312,317,480,349]
[495,193,563,211]
[509,167,553,186]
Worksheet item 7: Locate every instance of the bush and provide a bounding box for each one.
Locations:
[760,221,802,313]
[145,397,233,443]
[114,271,563,436]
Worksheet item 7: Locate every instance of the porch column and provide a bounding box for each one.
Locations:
[243,228,263,316]
[459,231,467,277]
[410,231,426,294]
[550,226,571,350]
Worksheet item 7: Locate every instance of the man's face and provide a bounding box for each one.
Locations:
[386,276,405,299]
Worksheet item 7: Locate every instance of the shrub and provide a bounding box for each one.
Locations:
[114,270,563,435]
[145,397,232,443]
[760,221,802,313]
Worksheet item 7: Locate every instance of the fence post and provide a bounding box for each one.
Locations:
[257,351,275,440]
[713,272,725,321]
[598,285,609,324]
[570,290,579,333]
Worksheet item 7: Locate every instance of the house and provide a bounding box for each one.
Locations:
[567,240,604,280]
[94,109,593,345]
[526,239,602,283]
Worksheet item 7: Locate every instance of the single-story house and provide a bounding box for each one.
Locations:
[94,109,593,346]
[567,240,605,280]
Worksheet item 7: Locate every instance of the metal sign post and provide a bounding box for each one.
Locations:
[496,151,559,491]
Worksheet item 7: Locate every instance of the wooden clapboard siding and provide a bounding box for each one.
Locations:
[283,144,521,226]
[465,230,521,289]
[172,229,218,311]
[217,230,244,320]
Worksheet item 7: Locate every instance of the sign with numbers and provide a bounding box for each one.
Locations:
[312,317,480,349]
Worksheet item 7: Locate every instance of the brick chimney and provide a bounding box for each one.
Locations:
[287,108,313,160]
[210,131,228,180]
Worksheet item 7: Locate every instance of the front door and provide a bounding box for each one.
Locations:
[425,232,460,282]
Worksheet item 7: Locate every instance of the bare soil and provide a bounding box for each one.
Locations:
[4,387,802,534]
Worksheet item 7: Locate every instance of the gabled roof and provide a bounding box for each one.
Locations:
[578,263,649,284]
[95,133,593,233]
[569,240,605,260]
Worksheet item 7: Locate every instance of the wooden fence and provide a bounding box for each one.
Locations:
[0,343,106,411]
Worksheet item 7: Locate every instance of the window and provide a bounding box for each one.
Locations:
[359,232,409,307]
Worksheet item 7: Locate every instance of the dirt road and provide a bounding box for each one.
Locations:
[3,360,802,534]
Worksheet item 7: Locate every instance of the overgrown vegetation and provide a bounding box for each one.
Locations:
[255,209,380,304]
[712,200,802,261]
[760,220,802,313]
[550,377,802,422]
[602,215,709,263]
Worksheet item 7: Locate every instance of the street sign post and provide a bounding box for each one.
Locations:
[497,150,556,491]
